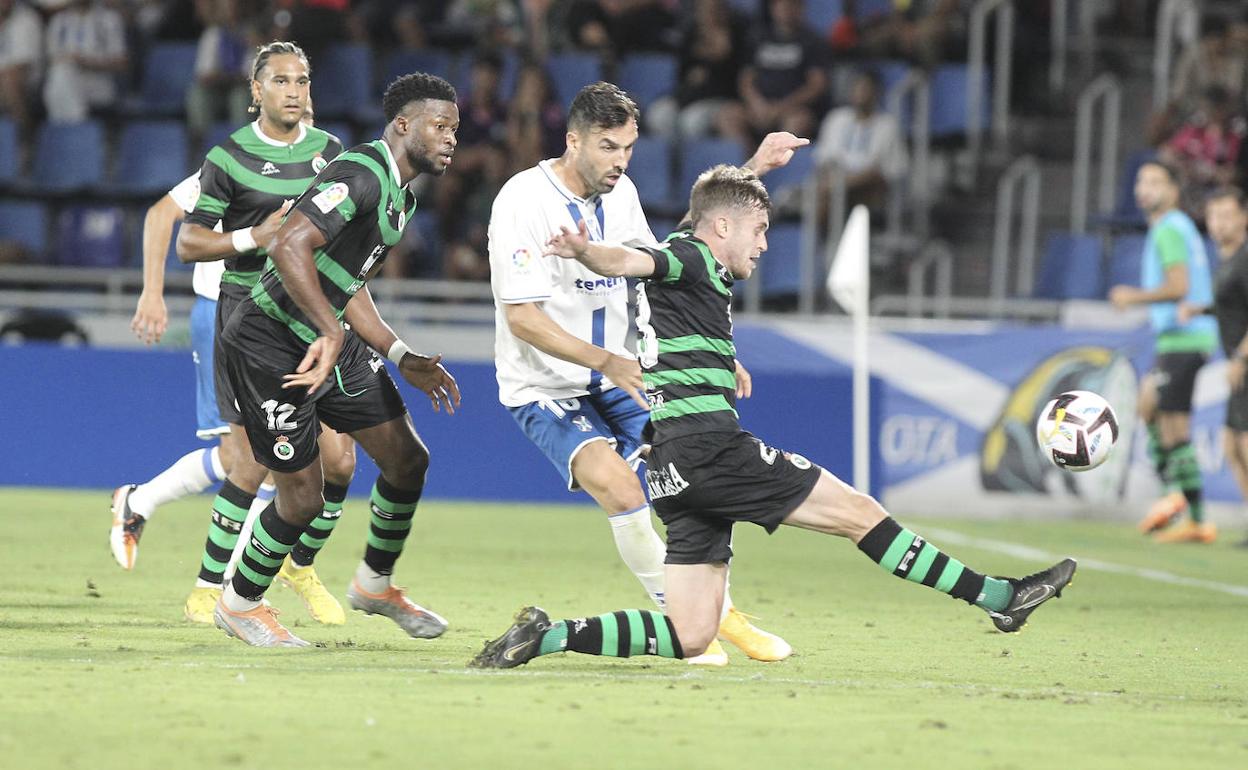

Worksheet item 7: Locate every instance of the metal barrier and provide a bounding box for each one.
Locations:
[885,69,931,249]
[968,0,1015,168]
[906,239,954,318]
[874,293,1062,321]
[990,155,1041,312]
[1050,0,1068,92]
[1070,73,1121,234]
[1152,0,1201,110]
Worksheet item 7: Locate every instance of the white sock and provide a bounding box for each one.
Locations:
[223,483,276,581]
[194,578,222,590]
[608,505,668,610]
[353,561,390,594]
[128,446,224,519]
[221,581,259,612]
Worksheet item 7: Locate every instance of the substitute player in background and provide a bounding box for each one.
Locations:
[110,102,358,623]
[1111,161,1218,543]
[173,42,356,621]
[1180,187,1248,546]
[471,164,1077,670]
[488,81,803,666]
[213,72,461,647]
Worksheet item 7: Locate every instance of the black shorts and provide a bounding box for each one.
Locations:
[213,291,245,424]
[222,329,407,472]
[647,431,821,565]
[1227,382,1248,432]
[1151,351,1207,413]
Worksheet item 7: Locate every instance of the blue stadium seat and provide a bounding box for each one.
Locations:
[858,0,896,20]
[137,43,197,116]
[762,146,816,200]
[726,0,761,17]
[318,121,355,149]
[617,54,678,110]
[381,49,454,91]
[56,205,125,267]
[546,53,604,109]
[929,64,989,138]
[31,121,105,192]
[629,135,675,211]
[201,121,235,154]
[1034,231,1104,299]
[0,118,16,184]
[0,201,50,257]
[448,50,521,103]
[760,223,804,297]
[805,0,844,34]
[1108,233,1146,289]
[314,44,374,120]
[113,121,189,195]
[678,138,746,197]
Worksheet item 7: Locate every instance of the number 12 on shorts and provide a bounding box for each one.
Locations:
[261,399,298,430]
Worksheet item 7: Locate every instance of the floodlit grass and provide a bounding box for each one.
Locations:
[2,488,1246,769]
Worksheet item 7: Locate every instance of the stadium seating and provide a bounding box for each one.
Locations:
[546,53,604,109]
[1034,231,1104,300]
[0,201,50,257]
[382,49,454,92]
[617,54,678,110]
[759,223,805,298]
[677,138,747,198]
[805,0,844,34]
[0,119,16,185]
[314,44,375,121]
[629,135,676,212]
[55,205,126,267]
[929,64,989,139]
[31,121,106,193]
[1094,148,1155,231]
[761,146,817,202]
[1107,233,1145,289]
[111,121,189,196]
[135,43,198,116]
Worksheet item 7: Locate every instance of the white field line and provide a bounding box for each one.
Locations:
[924,527,1248,599]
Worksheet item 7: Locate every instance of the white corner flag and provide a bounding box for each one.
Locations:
[827,205,871,493]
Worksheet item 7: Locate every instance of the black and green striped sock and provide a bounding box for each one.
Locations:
[230,503,303,601]
[196,480,254,586]
[1165,442,1205,523]
[857,517,1013,612]
[363,476,423,576]
[537,610,684,659]
[290,482,348,567]
[1148,423,1173,488]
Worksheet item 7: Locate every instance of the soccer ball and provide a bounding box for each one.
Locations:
[1035,390,1119,472]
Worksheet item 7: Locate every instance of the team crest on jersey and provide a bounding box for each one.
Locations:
[312,155,327,173]
[312,182,349,214]
[273,436,295,461]
[512,248,533,272]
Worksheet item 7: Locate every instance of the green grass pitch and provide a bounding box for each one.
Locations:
[1,488,1246,769]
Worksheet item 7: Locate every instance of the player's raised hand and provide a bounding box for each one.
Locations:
[747,132,811,177]
[602,353,649,410]
[544,219,591,260]
[397,353,462,414]
[131,289,168,345]
[283,332,343,396]
[734,359,753,399]
[254,199,295,249]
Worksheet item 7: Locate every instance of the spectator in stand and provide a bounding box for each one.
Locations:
[858,0,963,69]
[42,0,129,123]
[0,0,42,153]
[565,0,678,57]
[1161,86,1247,218]
[1150,15,1246,147]
[813,69,908,213]
[720,0,828,147]
[186,0,252,141]
[646,0,748,143]
[505,60,564,172]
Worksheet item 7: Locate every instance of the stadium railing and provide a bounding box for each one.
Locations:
[1152,0,1201,111]
[1070,73,1122,236]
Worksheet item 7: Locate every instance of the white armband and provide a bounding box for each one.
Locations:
[231,227,257,253]
[387,339,412,364]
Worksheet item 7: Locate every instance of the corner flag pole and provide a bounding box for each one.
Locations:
[827,205,871,493]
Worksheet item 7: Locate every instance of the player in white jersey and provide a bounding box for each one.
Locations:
[489,81,805,665]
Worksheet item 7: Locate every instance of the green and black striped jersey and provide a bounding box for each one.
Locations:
[184,121,342,298]
[637,230,740,445]
[249,140,417,344]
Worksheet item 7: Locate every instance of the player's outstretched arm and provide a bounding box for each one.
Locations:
[544,219,656,278]
[132,194,184,345]
[270,209,344,395]
[343,287,460,414]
